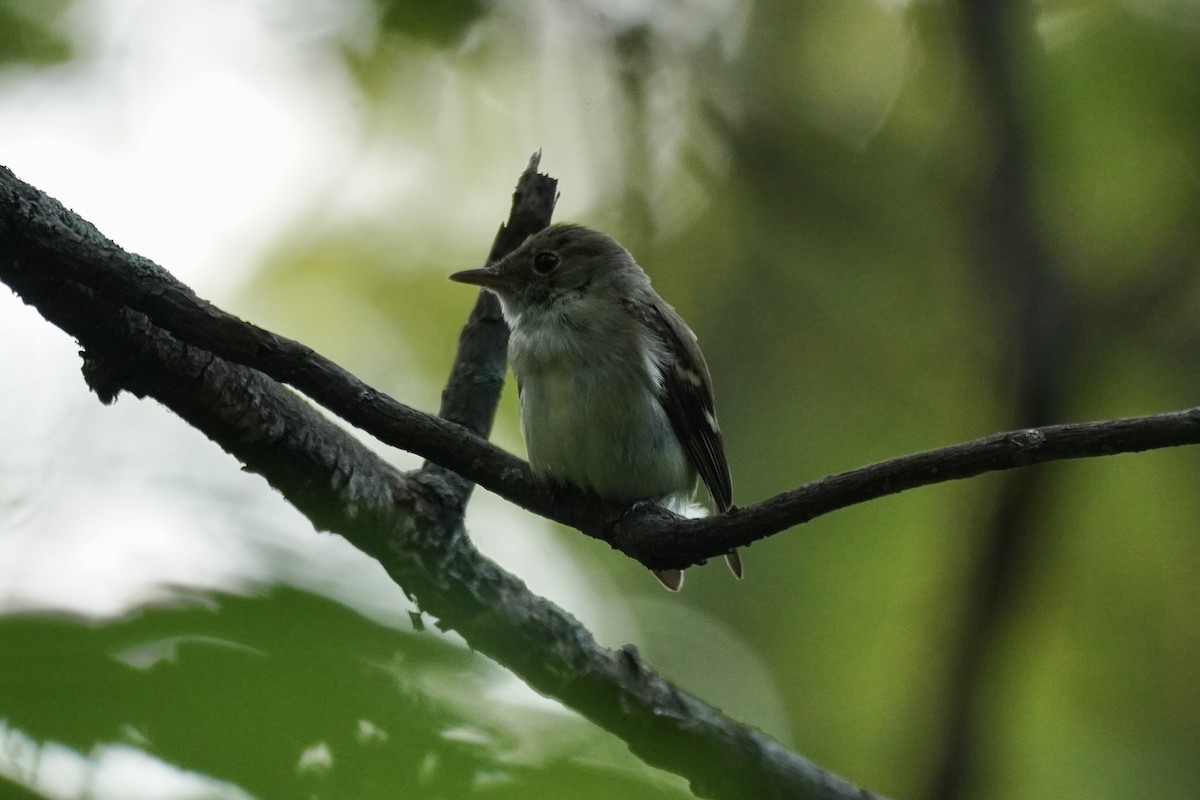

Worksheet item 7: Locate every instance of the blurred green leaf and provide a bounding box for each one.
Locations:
[0,774,53,800]
[0,0,71,66]
[376,0,484,45]
[0,590,690,799]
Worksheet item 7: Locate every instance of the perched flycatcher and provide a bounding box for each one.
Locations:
[450,223,738,590]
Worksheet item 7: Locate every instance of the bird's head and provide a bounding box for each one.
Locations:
[450,224,648,324]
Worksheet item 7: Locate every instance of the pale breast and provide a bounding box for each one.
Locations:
[509,311,695,503]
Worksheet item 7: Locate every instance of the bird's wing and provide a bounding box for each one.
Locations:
[628,298,733,513]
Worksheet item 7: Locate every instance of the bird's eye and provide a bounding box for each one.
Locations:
[532,251,560,275]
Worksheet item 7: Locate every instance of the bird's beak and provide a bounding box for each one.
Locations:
[449,266,512,290]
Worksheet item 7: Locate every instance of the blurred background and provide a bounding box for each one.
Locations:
[1,0,1198,798]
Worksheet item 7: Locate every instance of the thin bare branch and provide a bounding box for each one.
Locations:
[612,409,1200,566]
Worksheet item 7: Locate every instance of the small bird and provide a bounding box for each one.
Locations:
[450,223,739,590]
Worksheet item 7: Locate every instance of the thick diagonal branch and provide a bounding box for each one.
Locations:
[0,163,882,800]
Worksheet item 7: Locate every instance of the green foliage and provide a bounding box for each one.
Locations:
[0,1,71,66]
[346,0,486,99]
[0,590,689,799]
[375,0,484,45]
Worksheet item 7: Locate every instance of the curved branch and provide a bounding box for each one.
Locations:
[612,409,1200,564]
[0,163,882,800]
[6,158,1200,573]
[6,165,1200,568]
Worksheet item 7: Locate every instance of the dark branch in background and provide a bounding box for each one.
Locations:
[929,3,1077,799]
[0,162,882,800]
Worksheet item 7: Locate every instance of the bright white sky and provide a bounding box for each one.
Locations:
[0,0,373,292]
[0,0,407,618]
